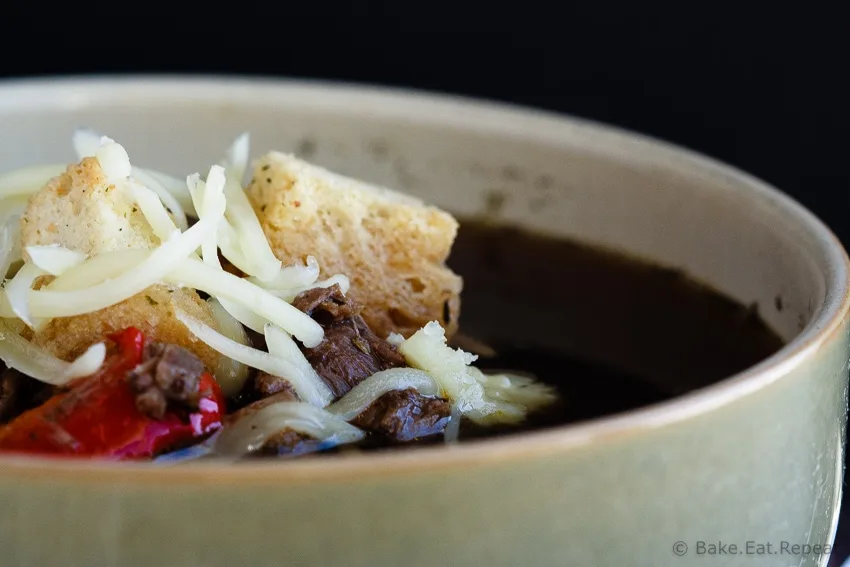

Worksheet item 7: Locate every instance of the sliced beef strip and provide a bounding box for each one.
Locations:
[293,284,452,441]
[127,342,206,420]
[293,285,406,397]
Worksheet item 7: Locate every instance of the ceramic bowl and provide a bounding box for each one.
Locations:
[0,76,847,567]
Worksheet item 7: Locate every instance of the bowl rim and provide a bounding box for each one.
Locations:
[0,74,847,484]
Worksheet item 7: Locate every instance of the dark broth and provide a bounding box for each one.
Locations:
[445,219,784,438]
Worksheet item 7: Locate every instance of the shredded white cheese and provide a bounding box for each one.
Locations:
[175,309,333,408]
[264,323,331,402]
[167,258,324,348]
[26,245,87,276]
[13,200,222,319]
[272,274,352,303]
[131,182,178,241]
[219,133,282,283]
[249,256,320,290]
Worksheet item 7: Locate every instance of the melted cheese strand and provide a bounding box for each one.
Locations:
[175,309,333,407]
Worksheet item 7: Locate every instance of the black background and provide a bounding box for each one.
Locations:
[2,2,848,563]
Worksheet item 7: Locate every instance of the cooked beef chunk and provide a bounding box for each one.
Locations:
[293,284,451,441]
[128,342,205,420]
[293,285,406,397]
[352,388,451,441]
[254,371,300,400]
[0,366,56,424]
[292,285,362,323]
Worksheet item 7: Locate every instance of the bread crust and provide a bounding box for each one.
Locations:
[247,152,462,339]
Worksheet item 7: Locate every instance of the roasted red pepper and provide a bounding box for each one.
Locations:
[0,328,224,459]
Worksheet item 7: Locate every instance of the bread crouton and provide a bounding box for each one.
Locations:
[20,157,159,258]
[29,285,221,372]
[19,158,220,371]
[246,152,462,340]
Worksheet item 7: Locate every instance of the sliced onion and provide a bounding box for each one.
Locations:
[220,300,268,335]
[443,403,462,444]
[131,182,178,241]
[327,368,439,421]
[5,263,46,327]
[207,298,251,396]
[167,258,323,348]
[0,319,68,384]
[214,401,364,457]
[0,164,66,199]
[273,274,351,303]
[26,245,87,276]
[248,256,320,290]
[175,309,333,407]
[62,342,106,381]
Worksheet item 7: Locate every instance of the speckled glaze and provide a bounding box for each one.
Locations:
[0,77,847,567]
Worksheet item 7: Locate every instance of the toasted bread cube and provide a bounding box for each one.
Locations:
[247,152,462,339]
[20,157,158,258]
[19,158,220,371]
